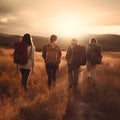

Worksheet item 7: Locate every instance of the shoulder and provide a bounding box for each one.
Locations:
[68,46,72,49]
[43,44,49,49]
[67,46,73,53]
[27,45,35,51]
[50,43,60,49]
[67,46,72,51]
[97,43,102,48]
[56,45,61,50]
[79,45,86,50]
[87,43,96,48]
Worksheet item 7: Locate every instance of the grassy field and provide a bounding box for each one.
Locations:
[0,48,120,120]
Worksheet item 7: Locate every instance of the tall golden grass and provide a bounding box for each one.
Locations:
[0,48,68,120]
[0,48,120,120]
[79,52,120,120]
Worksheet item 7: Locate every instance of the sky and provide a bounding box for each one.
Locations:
[0,0,120,37]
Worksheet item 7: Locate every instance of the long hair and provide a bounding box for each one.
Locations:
[89,38,97,44]
[22,33,33,46]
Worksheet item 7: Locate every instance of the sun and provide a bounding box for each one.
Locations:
[51,15,87,37]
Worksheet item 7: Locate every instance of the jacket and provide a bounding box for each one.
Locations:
[86,42,102,64]
[42,43,62,64]
[19,45,35,69]
[86,43,101,57]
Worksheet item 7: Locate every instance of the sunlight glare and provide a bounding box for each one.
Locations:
[51,15,87,37]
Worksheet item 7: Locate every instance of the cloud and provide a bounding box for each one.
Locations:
[0,0,120,35]
[0,0,22,15]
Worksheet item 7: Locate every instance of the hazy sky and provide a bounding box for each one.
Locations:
[0,0,120,37]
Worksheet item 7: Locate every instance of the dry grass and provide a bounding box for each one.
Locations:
[0,48,120,120]
[0,48,68,120]
[79,52,120,120]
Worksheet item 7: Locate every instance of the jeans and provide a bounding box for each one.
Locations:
[68,64,80,90]
[46,64,58,90]
[20,69,30,89]
[86,61,97,80]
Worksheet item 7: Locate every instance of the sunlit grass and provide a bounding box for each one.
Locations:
[0,48,120,120]
[0,48,69,120]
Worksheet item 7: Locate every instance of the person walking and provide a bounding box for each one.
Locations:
[86,37,102,84]
[14,33,35,90]
[42,34,62,90]
[66,39,86,90]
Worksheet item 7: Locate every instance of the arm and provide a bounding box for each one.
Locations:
[86,45,91,57]
[31,46,35,73]
[42,45,46,60]
[59,47,62,58]
[66,46,72,64]
[57,47,62,65]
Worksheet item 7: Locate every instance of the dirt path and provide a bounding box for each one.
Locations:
[62,88,103,120]
[61,59,120,120]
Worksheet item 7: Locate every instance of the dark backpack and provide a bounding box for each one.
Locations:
[71,45,86,66]
[13,41,28,65]
[45,44,60,65]
[88,45,102,65]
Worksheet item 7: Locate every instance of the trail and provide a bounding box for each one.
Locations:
[62,68,104,120]
[62,90,103,120]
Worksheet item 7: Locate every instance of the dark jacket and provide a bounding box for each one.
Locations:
[86,42,102,64]
[66,44,85,66]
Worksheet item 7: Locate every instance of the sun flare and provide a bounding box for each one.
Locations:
[51,15,87,37]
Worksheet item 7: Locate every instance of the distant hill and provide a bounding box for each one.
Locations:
[0,33,49,51]
[80,34,120,51]
[0,33,120,51]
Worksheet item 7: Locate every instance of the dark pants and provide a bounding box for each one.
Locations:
[20,69,30,89]
[68,64,80,90]
[46,64,58,90]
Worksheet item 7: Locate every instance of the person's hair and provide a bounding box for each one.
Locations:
[90,38,97,43]
[22,33,32,46]
[71,38,79,45]
[50,34,57,43]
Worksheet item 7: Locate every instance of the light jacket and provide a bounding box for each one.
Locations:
[19,45,35,69]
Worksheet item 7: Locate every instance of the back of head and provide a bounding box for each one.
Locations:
[71,38,79,46]
[22,33,32,46]
[89,38,97,44]
[50,34,57,43]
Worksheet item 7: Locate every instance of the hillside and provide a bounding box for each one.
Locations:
[0,33,120,51]
[80,34,120,51]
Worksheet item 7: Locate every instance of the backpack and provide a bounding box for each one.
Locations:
[88,45,102,65]
[71,45,86,66]
[45,44,60,65]
[13,41,28,65]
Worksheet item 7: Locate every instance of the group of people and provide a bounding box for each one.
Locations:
[15,33,102,91]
